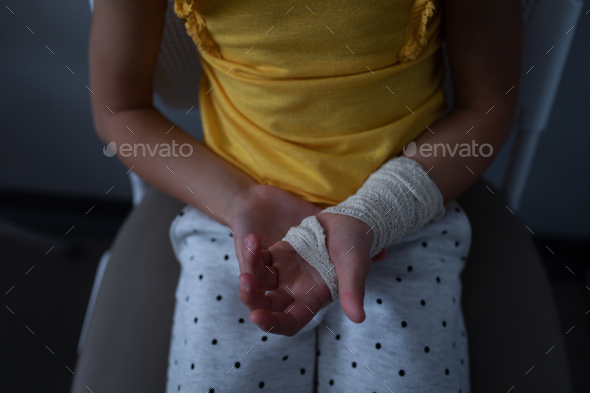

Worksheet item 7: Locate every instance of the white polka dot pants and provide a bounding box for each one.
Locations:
[167,200,472,393]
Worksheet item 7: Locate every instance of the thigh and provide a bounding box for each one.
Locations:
[167,204,317,393]
[317,200,472,393]
[70,188,185,393]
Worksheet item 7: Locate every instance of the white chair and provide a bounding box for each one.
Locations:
[79,1,584,390]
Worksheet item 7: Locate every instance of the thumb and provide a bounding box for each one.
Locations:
[336,252,370,324]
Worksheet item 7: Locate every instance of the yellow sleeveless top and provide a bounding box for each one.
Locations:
[174,0,447,208]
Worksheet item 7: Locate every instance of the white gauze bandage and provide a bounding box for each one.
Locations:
[282,156,446,302]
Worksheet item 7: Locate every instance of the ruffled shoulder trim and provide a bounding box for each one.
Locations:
[173,0,222,58]
[398,0,436,63]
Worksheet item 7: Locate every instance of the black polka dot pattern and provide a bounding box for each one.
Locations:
[167,201,471,392]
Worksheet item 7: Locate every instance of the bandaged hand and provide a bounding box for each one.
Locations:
[282,155,446,322]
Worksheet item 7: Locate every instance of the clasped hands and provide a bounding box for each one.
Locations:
[228,184,387,337]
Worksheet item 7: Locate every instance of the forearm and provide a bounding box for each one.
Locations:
[95,106,257,227]
[408,104,517,205]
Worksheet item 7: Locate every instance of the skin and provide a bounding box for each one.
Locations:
[236,0,523,335]
[91,0,522,337]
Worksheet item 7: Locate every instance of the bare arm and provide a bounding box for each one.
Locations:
[409,0,523,204]
[90,0,257,227]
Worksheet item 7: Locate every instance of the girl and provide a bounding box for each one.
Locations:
[85,0,522,391]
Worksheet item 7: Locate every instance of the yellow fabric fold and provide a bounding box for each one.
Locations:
[174,0,447,207]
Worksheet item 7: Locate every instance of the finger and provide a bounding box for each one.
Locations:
[371,248,388,263]
[242,234,278,290]
[248,299,318,337]
[336,252,370,324]
[238,272,273,312]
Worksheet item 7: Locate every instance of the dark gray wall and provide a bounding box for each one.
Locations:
[1,0,589,238]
